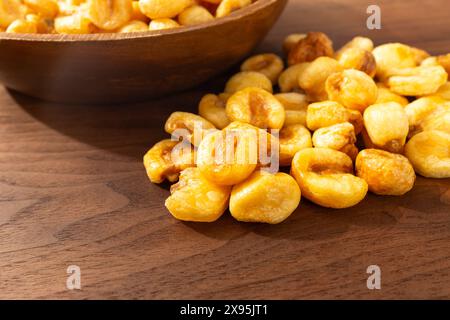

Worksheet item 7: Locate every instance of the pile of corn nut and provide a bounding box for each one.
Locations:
[0,0,257,34]
[144,31,450,224]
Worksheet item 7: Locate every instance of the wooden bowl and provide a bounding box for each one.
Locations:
[0,0,287,104]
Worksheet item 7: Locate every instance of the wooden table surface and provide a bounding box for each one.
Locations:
[1,0,449,300]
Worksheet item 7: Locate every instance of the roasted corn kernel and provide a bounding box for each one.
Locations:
[298,57,343,101]
[312,122,357,159]
[282,33,306,55]
[230,171,301,224]
[241,53,284,85]
[434,82,450,100]
[139,0,192,19]
[0,0,27,28]
[198,93,230,129]
[372,43,418,80]
[226,87,285,129]
[437,54,450,74]
[347,109,364,135]
[287,31,334,66]
[356,149,415,195]
[178,4,214,26]
[363,102,409,153]
[87,0,132,31]
[386,65,448,96]
[291,148,368,208]
[335,36,374,57]
[278,62,310,93]
[325,69,378,112]
[216,0,251,18]
[143,139,195,183]
[164,111,216,146]
[306,100,350,131]
[224,121,278,169]
[375,83,409,106]
[6,18,37,33]
[24,0,59,18]
[149,18,179,30]
[275,92,308,126]
[279,124,312,166]
[165,167,231,222]
[131,0,149,22]
[404,96,450,137]
[197,127,258,185]
[119,19,148,32]
[54,12,93,34]
[404,130,450,178]
[337,47,377,78]
[225,71,273,94]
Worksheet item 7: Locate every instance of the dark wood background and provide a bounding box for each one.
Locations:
[0,0,449,299]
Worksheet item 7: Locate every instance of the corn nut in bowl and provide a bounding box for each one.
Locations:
[0,0,287,104]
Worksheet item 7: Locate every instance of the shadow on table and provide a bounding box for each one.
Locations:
[8,74,227,160]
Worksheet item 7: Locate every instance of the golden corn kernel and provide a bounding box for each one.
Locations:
[337,48,377,78]
[198,94,230,129]
[164,111,216,146]
[335,36,374,57]
[24,0,59,18]
[224,121,278,169]
[216,0,251,18]
[86,0,132,31]
[279,124,312,166]
[143,139,195,183]
[54,13,93,34]
[119,20,148,32]
[6,18,37,33]
[356,149,415,196]
[298,57,343,102]
[421,56,439,67]
[197,128,258,185]
[165,167,231,222]
[275,92,308,126]
[25,13,51,33]
[139,0,192,19]
[404,130,450,178]
[178,4,214,26]
[291,148,368,209]
[375,83,409,106]
[278,62,310,93]
[287,31,334,66]
[241,53,284,85]
[325,69,378,112]
[434,82,450,100]
[230,171,301,224]
[224,71,273,94]
[363,102,409,153]
[149,18,179,30]
[437,54,450,74]
[411,46,430,65]
[347,109,364,135]
[372,43,418,80]
[312,122,357,158]
[0,0,27,28]
[226,87,285,129]
[131,0,149,22]
[306,100,350,131]
[386,65,448,96]
[282,33,306,55]
[405,96,450,137]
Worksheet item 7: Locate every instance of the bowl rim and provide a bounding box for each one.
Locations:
[0,0,281,43]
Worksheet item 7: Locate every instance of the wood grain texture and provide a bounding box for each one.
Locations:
[0,0,286,104]
[0,0,449,300]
